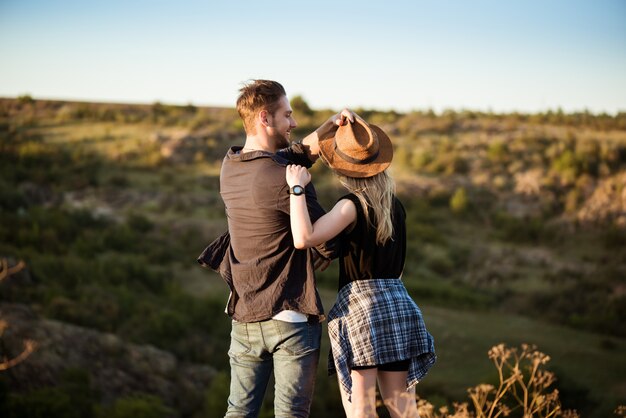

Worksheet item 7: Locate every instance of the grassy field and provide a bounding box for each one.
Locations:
[182,268,626,417]
[1,99,625,417]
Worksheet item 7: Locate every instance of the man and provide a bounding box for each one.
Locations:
[217,79,353,417]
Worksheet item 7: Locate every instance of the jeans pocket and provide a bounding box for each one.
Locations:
[228,321,251,359]
[275,321,321,356]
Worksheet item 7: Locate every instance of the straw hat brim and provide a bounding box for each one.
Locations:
[318,124,393,178]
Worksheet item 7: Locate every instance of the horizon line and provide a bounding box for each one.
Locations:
[2,94,624,117]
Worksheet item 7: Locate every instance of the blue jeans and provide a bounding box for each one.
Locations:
[225,319,321,418]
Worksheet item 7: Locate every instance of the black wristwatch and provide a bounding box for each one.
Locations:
[289,185,305,196]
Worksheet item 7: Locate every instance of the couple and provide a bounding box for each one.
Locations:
[200,80,436,418]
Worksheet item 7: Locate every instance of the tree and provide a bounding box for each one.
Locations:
[291,95,314,116]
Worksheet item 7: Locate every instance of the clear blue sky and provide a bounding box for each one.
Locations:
[1,0,624,114]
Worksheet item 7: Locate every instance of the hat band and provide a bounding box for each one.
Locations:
[334,145,380,165]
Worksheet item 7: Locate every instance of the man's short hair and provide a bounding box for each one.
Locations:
[236,80,286,134]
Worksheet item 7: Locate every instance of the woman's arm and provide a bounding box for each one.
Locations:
[286,165,357,249]
[300,109,355,162]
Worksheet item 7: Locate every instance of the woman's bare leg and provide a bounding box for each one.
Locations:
[377,370,419,418]
[350,368,378,418]
[337,374,354,418]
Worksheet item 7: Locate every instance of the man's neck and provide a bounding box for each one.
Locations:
[243,136,276,153]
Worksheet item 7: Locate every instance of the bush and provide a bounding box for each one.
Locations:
[411,150,434,170]
[96,394,173,418]
[103,225,140,252]
[17,94,34,105]
[492,212,548,243]
[407,222,445,244]
[102,255,167,293]
[487,141,508,162]
[604,227,626,249]
[450,187,468,214]
[204,371,230,417]
[127,213,154,233]
[0,180,27,211]
[31,254,92,290]
[4,368,97,418]
[422,245,455,276]
[552,149,580,183]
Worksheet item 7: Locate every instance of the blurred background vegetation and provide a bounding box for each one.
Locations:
[0,95,625,417]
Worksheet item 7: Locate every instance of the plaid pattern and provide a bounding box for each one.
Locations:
[327,279,436,397]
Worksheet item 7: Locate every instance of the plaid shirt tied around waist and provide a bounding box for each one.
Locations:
[327,279,436,398]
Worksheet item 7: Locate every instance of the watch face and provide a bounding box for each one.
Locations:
[292,185,305,195]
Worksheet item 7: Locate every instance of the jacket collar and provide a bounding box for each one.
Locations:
[226,146,290,165]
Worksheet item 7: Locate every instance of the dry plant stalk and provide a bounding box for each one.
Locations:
[467,343,572,418]
[0,258,37,371]
[0,258,25,282]
[375,344,580,418]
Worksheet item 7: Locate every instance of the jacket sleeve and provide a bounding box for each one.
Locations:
[197,230,233,287]
[276,143,313,168]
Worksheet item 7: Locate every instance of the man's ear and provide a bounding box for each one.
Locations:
[259,110,270,127]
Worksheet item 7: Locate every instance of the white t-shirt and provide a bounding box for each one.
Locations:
[272,310,308,323]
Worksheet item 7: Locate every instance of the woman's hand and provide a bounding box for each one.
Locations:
[332,108,355,126]
[303,109,357,160]
[286,165,311,188]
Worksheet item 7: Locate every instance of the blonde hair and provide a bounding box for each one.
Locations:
[338,170,395,245]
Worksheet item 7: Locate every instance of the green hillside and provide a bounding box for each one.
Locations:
[1,97,625,417]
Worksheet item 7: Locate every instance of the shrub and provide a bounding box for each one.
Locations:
[427,187,453,207]
[31,254,91,290]
[422,245,455,276]
[103,255,167,293]
[17,94,34,105]
[107,174,130,187]
[487,141,508,163]
[551,150,580,183]
[144,308,189,341]
[96,394,173,418]
[4,368,97,418]
[127,213,154,233]
[6,388,78,418]
[564,189,581,214]
[0,180,27,211]
[492,212,547,243]
[204,371,230,417]
[604,227,626,249]
[450,187,469,214]
[411,150,434,170]
[407,222,445,244]
[102,225,140,252]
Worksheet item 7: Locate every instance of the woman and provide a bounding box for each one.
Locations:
[286,116,436,418]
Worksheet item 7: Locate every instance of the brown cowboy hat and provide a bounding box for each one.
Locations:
[319,117,393,178]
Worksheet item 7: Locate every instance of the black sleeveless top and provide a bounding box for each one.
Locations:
[337,193,407,291]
